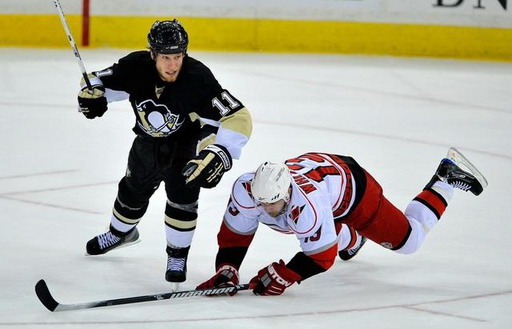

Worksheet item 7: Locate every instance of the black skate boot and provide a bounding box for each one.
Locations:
[339,237,367,261]
[426,147,488,196]
[165,246,190,283]
[86,225,139,255]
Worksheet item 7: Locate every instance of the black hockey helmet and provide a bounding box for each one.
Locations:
[148,19,188,55]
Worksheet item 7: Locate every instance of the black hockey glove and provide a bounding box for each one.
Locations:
[78,85,108,119]
[182,144,232,188]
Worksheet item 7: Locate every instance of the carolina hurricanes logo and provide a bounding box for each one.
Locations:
[380,242,393,249]
[136,99,184,137]
[242,181,253,198]
[289,205,305,225]
[227,197,240,216]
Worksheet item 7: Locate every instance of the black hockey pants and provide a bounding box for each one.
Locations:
[113,135,200,225]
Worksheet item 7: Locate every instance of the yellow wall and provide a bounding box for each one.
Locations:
[1,14,511,61]
[0,14,82,48]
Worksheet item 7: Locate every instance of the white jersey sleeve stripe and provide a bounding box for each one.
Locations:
[302,239,338,256]
[223,217,258,235]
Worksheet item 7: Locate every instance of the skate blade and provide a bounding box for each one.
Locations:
[170,282,180,292]
[447,147,488,189]
[84,239,141,256]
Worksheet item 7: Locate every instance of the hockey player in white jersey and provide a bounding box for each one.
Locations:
[197,148,487,296]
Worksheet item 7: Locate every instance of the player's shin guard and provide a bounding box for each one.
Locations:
[396,180,453,255]
[110,195,147,234]
[164,202,197,247]
[394,218,425,254]
[414,181,451,221]
[163,200,198,283]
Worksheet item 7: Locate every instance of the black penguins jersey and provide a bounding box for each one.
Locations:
[92,51,251,158]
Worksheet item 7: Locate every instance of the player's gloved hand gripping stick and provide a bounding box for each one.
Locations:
[52,0,105,118]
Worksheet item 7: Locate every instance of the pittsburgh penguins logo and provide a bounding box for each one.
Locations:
[136,99,184,137]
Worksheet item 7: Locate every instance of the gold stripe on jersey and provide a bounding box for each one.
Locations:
[155,85,165,99]
[113,208,141,225]
[188,112,201,124]
[165,216,197,230]
[220,107,252,139]
[196,132,216,153]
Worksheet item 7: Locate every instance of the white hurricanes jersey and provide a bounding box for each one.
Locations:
[224,153,358,256]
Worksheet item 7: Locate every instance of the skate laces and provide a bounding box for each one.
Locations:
[97,232,121,250]
[347,237,367,255]
[346,248,357,256]
[167,256,186,272]
[449,181,471,191]
[346,244,360,256]
[441,159,477,191]
[437,147,487,196]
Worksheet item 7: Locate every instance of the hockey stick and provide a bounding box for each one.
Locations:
[52,0,93,91]
[35,279,249,312]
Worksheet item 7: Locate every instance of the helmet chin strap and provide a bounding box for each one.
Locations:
[278,203,288,216]
[284,186,292,203]
[279,188,292,215]
[149,49,157,61]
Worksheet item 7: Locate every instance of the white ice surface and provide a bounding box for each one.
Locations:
[0,48,511,328]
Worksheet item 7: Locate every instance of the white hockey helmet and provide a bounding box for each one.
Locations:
[251,162,292,203]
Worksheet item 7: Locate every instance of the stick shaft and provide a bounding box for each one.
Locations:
[35,279,250,312]
[52,0,92,89]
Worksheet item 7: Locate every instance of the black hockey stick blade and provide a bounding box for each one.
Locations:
[35,279,59,311]
[35,279,249,312]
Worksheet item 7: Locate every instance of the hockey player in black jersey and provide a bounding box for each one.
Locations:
[77,19,252,286]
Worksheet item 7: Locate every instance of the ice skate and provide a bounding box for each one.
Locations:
[165,246,190,289]
[339,237,367,261]
[86,226,139,256]
[431,147,488,196]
